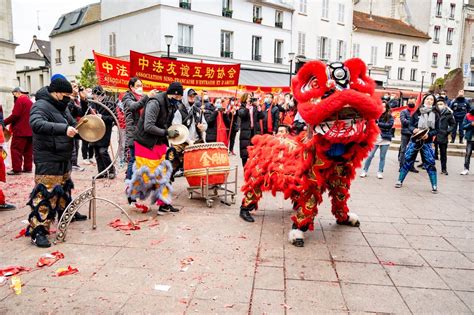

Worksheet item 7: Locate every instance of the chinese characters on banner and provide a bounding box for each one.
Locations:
[129,50,241,88]
[93,51,131,91]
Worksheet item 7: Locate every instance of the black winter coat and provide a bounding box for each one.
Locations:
[122,91,149,147]
[238,104,264,160]
[205,108,230,143]
[450,97,470,121]
[400,109,413,136]
[409,111,440,143]
[262,105,281,134]
[436,108,455,144]
[89,100,116,148]
[377,114,395,141]
[30,87,77,164]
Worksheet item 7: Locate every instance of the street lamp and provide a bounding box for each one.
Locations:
[288,52,295,86]
[367,63,373,76]
[421,70,427,93]
[164,35,173,58]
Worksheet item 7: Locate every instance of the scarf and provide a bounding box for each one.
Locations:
[466,113,474,121]
[418,106,436,130]
[267,105,273,133]
[216,111,228,146]
[247,104,254,128]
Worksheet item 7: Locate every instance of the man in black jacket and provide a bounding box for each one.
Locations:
[398,97,418,173]
[450,90,470,144]
[262,93,280,135]
[68,82,88,172]
[28,77,87,248]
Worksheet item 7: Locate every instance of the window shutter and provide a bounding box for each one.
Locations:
[316,36,321,59]
[327,38,332,61]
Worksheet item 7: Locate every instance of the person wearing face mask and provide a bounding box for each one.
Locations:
[128,81,182,214]
[4,87,33,175]
[238,93,264,169]
[396,93,440,193]
[282,93,297,127]
[67,82,89,172]
[204,97,230,144]
[434,98,455,175]
[450,90,470,144]
[262,93,280,135]
[27,77,87,247]
[398,97,418,173]
[460,107,474,175]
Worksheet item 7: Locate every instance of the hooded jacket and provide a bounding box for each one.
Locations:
[29,87,77,163]
[171,88,207,143]
[122,91,149,147]
[436,106,455,144]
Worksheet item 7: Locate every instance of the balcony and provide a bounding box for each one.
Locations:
[432,62,438,67]
[399,54,406,61]
[222,8,233,18]
[433,39,440,44]
[471,57,474,65]
[275,21,283,28]
[179,1,191,9]
[178,46,193,54]
[447,40,453,45]
[221,51,233,58]
[68,56,75,62]
[55,58,61,64]
[252,54,262,61]
[412,56,419,62]
[253,17,263,24]
[274,57,283,64]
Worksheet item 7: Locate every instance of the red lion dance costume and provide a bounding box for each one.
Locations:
[240,58,383,247]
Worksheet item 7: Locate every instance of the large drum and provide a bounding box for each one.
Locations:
[183,142,230,187]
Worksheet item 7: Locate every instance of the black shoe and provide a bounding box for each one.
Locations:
[409,167,419,173]
[417,163,424,168]
[7,170,21,176]
[441,170,449,175]
[72,212,87,221]
[293,238,304,247]
[31,230,51,248]
[168,205,179,212]
[108,173,116,179]
[460,141,464,144]
[239,210,255,222]
[0,203,16,211]
[450,140,455,143]
[159,205,179,213]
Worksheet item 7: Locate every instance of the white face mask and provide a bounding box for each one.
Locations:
[215,101,222,109]
[134,87,143,95]
[203,95,209,101]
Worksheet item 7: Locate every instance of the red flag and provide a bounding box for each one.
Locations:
[216,112,228,146]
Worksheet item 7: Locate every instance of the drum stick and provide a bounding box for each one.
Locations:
[76,118,89,129]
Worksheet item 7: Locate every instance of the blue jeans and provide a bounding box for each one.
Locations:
[126,145,135,180]
[451,120,465,142]
[399,141,437,187]
[363,144,389,173]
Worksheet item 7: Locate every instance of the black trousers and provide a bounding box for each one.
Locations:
[82,140,94,160]
[94,146,115,175]
[465,141,473,170]
[229,129,238,152]
[438,142,448,171]
[398,134,411,167]
[71,138,80,166]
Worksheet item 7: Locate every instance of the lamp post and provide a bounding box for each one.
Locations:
[288,52,295,86]
[421,70,426,93]
[367,63,373,76]
[164,35,173,58]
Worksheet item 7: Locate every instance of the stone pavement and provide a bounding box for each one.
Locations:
[0,140,473,314]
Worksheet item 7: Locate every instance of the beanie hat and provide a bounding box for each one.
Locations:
[51,73,67,81]
[48,78,73,93]
[92,85,104,95]
[166,82,183,96]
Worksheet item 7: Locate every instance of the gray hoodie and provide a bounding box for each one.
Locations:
[172,88,207,143]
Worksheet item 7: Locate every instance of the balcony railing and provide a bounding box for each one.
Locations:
[179,1,191,9]
[274,57,283,64]
[399,54,406,60]
[275,21,283,28]
[222,8,233,18]
[55,58,61,64]
[252,54,262,61]
[68,56,75,62]
[253,17,263,24]
[221,51,233,58]
[432,62,438,67]
[447,40,453,45]
[178,46,193,54]
[433,39,440,44]
[470,57,474,65]
[468,82,474,87]
[412,56,419,62]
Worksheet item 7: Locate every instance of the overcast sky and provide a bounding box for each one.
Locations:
[12,0,98,53]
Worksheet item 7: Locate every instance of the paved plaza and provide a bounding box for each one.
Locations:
[0,139,473,314]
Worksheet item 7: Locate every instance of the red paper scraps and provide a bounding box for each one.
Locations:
[108,218,140,231]
[148,219,160,227]
[54,266,78,277]
[180,257,194,272]
[135,203,149,213]
[15,228,27,239]
[150,239,165,246]
[380,261,396,266]
[0,266,31,277]
[37,251,65,267]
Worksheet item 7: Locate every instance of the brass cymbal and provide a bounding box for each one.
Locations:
[168,124,189,145]
[77,114,106,142]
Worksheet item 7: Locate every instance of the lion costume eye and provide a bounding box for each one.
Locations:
[291,60,328,103]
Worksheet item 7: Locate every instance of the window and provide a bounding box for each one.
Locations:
[55,49,61,64]
[434,26,440,43]
[385,42,393,58]
[69,46,75,62]
[27,75,31,93]
[397,67,405,80]
[179,0,191,10]
[431,73,437,84]
[412,45,419,61]
[386,66,391,79]
[252,36,262,61]
[432,53,438,66]
[274,40,283,64]
[436,0,442,17]
[447,28,453,44]
[70,11,82,25]
[253,5,262,23]
[299,0,307,14]
[318,36,331,60]
[39,74,44,87]
[322,0,329,19]
[336,40,346,61]
[220,31,233,58]
[410,69,417,81]
[275,10,283,28]
[399,44,406,59]
[53,16,65,30]
[109,32,116,56]
[338,3,345,24]
[446,54,451,67]
[298,32,306,55]
[450,3,455,19]
[222,0,232,17]
[178,24,193,54]
[352,43,360,58]
[370,46,378,65]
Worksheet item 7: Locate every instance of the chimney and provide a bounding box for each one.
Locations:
[33,35,37,40]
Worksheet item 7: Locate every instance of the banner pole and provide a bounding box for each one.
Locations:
[227,87,239,152]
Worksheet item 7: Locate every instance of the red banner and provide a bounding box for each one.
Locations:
[391,106,407,129]
[93,51,130,91]
[129,51,240,89]
[239,85,291,95]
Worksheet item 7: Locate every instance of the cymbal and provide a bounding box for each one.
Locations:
[168,124,189,145]
[77,114,106,142]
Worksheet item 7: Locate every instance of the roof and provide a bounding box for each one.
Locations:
[16,51,46,61]
[239,69,289,86]
[30,39,51,62]
[353,11,431,40]
[49,2,100,37]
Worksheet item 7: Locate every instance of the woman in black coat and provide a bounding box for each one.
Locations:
[238,93,264,166]
[204,98,230,143]
[434,98,455,174]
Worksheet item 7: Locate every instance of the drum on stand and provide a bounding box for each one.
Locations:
[183,142,230,187]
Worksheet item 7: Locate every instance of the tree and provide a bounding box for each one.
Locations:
[76,59,97,88]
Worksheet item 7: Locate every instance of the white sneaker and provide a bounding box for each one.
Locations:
[460,169,469,175]
[360,171,368,178]
[377,172,383,179]
[82,159,92,165]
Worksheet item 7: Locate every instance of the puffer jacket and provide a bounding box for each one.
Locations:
[400,109,413,136]
[436,107,455,144]
[29,87,77,163]
[377,114,395,141]
[463,113,474,142]
[450,97,470,121]
[122,91,149,147]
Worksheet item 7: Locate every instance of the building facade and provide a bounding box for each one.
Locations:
[0,0,18,113]
[16,36,51,95]
[461,0,474,93]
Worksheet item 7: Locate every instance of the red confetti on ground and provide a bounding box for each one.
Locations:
[150,239,165,246]
[0,266,31,277]
[54,266,79,277]
[380,261,396,266]
[224,304,234,308]
[238,235,247,240]
[108,218,140,231]
[148,219,160,227]
[135,204,149,213]
[37,251,65,267]
[179,298,187,304]
[15,228,27,239]
[180,257,194,271]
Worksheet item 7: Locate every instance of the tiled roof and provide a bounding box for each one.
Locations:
[33,39,51,62]
[353,11,431,40]
[49,3,100,37]
[16,51,46,61]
